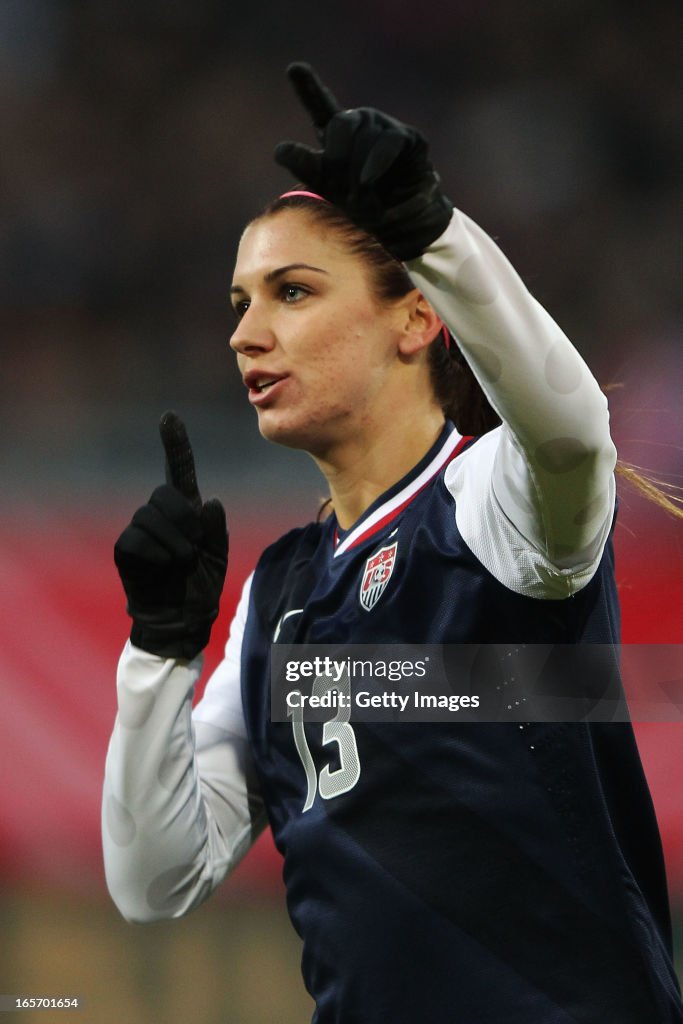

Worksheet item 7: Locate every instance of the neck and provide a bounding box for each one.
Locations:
[313,408,447,530]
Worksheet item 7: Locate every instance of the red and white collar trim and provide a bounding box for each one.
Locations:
[333,430,472,557]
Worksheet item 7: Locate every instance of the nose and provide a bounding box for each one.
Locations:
[229,305,276,356]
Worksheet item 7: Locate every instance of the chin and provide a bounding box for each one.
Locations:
[257,414,312,451]
[257,411,333,456]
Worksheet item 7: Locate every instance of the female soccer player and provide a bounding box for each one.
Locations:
[103,64,683,1022]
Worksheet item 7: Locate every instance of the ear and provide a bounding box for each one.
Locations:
[396,291,443,357]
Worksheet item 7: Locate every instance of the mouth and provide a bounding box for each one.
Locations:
[243,371,289,406]
[253,378,280,393]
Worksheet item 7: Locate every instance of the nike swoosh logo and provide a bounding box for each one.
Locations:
[273,608,304,642]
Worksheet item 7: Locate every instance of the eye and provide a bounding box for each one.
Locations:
[232,299,250,321]
[280,283,309,304]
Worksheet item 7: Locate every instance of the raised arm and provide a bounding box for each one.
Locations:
[407,212,617,570]
[103,416,265,921]
[275,63,616,580]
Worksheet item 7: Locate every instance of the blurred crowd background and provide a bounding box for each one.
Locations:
[1,1,681,1021]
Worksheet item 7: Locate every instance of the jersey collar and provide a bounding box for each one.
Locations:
[332,422,472,557]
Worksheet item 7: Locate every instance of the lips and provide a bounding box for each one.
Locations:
[243,369,289,405]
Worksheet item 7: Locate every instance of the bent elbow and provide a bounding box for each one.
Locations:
[117,905,161,927]
[105,882,163,925]
[104,857,213,925]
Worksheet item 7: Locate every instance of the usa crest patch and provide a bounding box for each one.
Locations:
[359,541,398,611]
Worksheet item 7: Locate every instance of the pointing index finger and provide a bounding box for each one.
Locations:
[159,410,202,512]
[286,62,341,131]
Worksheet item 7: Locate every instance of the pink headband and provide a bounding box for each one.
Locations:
[279,189,328,201]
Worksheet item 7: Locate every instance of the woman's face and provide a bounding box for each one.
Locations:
[229,209,407,456]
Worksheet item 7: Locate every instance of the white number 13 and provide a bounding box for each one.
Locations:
[287,670,361,812]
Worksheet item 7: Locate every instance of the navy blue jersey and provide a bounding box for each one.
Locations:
[239,423,682,1023]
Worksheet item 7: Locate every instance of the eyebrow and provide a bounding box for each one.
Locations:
[230,263,329,295]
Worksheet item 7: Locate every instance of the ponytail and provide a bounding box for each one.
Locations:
[429,333,683,520]
[427,333,500,436]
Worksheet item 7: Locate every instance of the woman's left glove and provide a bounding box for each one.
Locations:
[274,62,453,262]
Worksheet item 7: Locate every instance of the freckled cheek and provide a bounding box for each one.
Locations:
[285,362,362,426]
[294,334,353,389]
[287,309,380,404]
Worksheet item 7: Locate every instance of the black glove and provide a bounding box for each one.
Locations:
[114,411,228,660]
[274,62,453,261]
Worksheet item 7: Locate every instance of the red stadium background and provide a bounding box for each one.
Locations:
[1,495,681,903]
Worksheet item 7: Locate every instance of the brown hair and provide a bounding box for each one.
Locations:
[255,195,682,518]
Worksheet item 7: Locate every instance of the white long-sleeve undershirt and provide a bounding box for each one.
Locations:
[103,577,264,923]
[407,211,616,577]
[102,209,617,922]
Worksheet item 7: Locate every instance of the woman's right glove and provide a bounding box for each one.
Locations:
[274,62,453,261]
[114,411,228,661]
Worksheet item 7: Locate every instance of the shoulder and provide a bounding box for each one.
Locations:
[254,521,326,577]
[250,520,329,625]
[442,426,614,599]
